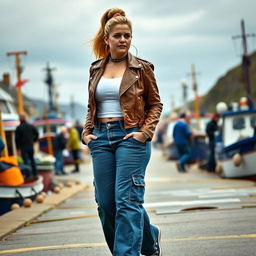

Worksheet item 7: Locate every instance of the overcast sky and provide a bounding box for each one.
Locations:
[0,0,255,115]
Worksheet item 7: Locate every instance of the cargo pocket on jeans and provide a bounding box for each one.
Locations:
[129,174,145,205]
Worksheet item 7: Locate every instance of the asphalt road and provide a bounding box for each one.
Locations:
[1,148,256,256]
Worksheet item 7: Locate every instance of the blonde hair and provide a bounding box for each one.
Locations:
[91,8,132,59]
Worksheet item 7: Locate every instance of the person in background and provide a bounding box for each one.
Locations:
[253,120,256,137]
[173,112,192,173]
[82,8,163,256]
[53,126,68,175]
[66,123,81,173]
[0,137,4,154]
[15,113,39,177]
[206,113,220,172]
[75,120,83,140]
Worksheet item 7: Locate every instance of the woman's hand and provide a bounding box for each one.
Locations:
[123,132,147,143]
[82,134,97,145]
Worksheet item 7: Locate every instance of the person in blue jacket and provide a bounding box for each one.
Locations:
[0,137,5,154]
[173,113,193,172]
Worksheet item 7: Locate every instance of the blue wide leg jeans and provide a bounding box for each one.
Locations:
[88,120,158,256]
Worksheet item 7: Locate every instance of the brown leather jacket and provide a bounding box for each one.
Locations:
[82,53,163,140]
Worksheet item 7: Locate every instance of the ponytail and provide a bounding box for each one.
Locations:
[91,8,132,59]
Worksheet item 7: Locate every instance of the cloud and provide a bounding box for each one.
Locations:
[135,10,205,33]
[0,0,256,116]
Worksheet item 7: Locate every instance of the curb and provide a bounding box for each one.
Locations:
[0,183,87,240]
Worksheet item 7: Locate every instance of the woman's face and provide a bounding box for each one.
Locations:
[105,24,132,58]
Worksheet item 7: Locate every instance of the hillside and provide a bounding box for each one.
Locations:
[199,51,256,112]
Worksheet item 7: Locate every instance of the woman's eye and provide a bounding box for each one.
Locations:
[112,34,131,39]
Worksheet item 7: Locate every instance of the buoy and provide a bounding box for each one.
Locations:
[11,203,20,210]
[36,194,44,203]
[54,186,61,193]
[58,183,64,189]
[66,182,72,188]
[40,191,47,198]
[23,198,32,208]
[215,164,223,174]
[75,180,81,185]
[233,153,242,167]
[216,102,228,114]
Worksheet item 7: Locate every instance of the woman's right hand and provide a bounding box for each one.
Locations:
[83,134,97,146]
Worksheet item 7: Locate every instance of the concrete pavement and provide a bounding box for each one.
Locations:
[1,148,256,255]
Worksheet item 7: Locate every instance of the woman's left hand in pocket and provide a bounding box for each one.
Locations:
[123,132,147,143]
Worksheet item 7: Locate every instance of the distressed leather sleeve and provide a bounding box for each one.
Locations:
[81,68,94,142]
[139,63,163,140]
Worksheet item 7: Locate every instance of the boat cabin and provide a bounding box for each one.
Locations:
[222,110,256,147]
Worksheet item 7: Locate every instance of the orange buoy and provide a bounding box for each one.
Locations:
[75,180,81,185]
[11,203,20,210]
[66,182,72,188]
[215,164,223,174]
[40,191,47,198]
[23,198,32,208]
[36,195,44,203]
[233,153,242,167]
[54,186,61,193]
[58,183,64,189]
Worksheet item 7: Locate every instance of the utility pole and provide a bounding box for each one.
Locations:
[43,107,54,155]
[189,64,200,129]
[180,79,188,112]
[232,19,256,108]
[6,51,27,114]
[70,95,75,122]
[170,94,175,114]
[43,62,56,113]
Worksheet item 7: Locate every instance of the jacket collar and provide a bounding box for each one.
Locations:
[91,52,142,70]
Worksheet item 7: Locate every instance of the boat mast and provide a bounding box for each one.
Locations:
[232,19,255,108]
[191,64,200,129]
[6,51,27,114]
[43,62,56,113]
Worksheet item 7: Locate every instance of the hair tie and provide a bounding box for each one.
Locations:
[113,13,122,18]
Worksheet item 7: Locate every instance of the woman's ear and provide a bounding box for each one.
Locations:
[103,35,108,46]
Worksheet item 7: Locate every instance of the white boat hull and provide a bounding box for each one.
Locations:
[0,175,44,199]
[219,151,256,178]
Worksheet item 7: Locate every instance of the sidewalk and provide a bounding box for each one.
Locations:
[0,160,93,240]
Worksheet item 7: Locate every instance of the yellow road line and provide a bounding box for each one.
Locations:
[0,242,107,254]
[1,234,256,254]
[28,214,98,224]
[29,210,155,225]
[147,179,255,185]
[58,205,96,209]
[163,234,256,242]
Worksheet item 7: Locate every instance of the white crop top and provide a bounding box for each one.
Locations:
[95,76,123,118]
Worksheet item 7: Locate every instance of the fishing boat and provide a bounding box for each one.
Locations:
[216,102,256,178]
[0,88,44,215]
[0,175,44,215]
[0,88,20,156]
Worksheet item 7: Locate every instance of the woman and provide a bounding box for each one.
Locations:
[82,8,163,256]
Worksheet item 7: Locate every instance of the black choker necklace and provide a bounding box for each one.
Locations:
[109,55,128,63]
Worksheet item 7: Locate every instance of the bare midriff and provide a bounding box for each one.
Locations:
[97,117,124,123]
